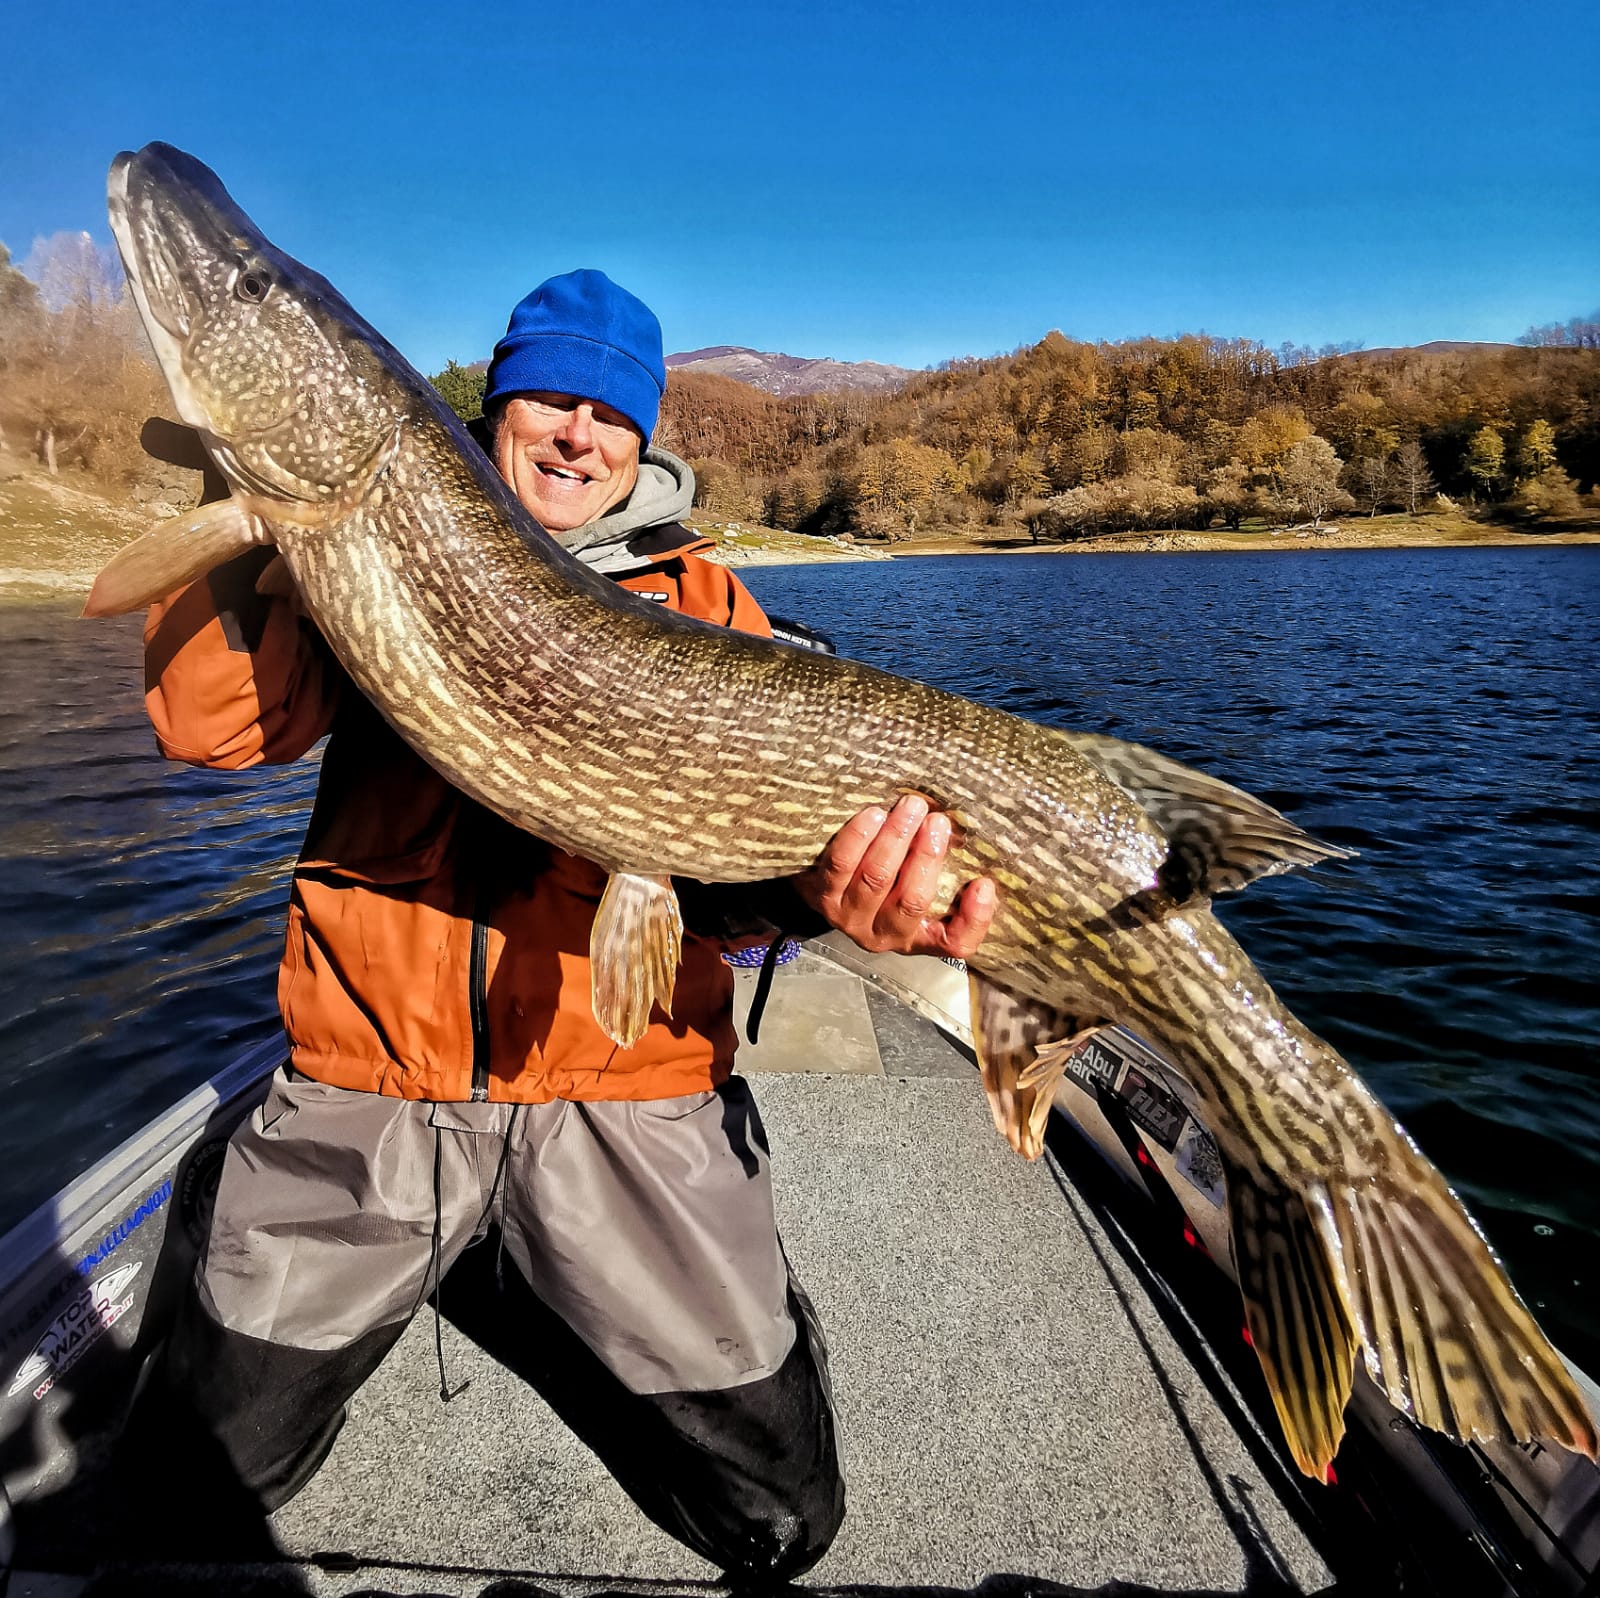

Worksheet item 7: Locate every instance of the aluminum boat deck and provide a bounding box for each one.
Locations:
[6,952,1344,1595]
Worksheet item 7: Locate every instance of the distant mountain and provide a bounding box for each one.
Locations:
[1351,341,1519,359]
[665,345,913,397]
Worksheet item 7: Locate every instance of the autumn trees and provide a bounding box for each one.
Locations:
[0,233,165,481]
[11,229,1584,542]
[692,331,1598,540]
[414,311,1598,540]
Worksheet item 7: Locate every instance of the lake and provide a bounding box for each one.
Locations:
[1,546,1596,1371]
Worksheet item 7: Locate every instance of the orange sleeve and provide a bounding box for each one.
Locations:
[143,552,343,769]
[643,552,774,638]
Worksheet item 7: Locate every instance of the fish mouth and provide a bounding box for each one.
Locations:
[107,143,260,431]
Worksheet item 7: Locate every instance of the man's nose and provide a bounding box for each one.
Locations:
[557,405,596,449]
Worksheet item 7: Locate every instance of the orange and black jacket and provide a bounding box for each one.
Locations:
[144,533,781,1104]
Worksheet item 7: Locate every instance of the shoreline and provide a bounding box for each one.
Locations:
[702,520,1600,566]
[3,459,1597,597]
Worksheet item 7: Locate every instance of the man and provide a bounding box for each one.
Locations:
[126,270,993,1583]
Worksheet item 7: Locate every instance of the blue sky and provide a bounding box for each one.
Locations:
[3,0,1596,374]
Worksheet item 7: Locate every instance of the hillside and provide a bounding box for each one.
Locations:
[658,333,1600,545]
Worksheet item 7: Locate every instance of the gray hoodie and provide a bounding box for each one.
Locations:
[559,448,698,576]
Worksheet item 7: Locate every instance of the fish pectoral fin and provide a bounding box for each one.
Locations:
[1223,1156,1360,1479]
[968,976,1100,1161]
[1061,731,1354,901]
[590,872,685,1049]
[1317,1152,1599,1468]
[82,498,271,617]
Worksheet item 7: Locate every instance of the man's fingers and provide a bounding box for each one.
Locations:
[878,811,949,930]
[937,876,998,961]
[812,806,885,905]
[796,796,996,962]
[845,794,928,915]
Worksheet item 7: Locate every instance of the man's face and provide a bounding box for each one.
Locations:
[493,393,642,532]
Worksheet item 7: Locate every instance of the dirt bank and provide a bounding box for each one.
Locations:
[880,514,1600,560]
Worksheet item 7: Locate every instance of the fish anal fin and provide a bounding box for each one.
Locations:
[968,976,1100,1161]
[83,499,270,617]
[591,872,684,1048]
[1062,730,1354,901]
[1224,1157,1359,1479]
[1325,1160,1599,1463]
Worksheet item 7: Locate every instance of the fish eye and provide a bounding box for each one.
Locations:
[235,268,271,304]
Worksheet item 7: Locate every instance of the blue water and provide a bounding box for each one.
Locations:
[0,546,1596,1371]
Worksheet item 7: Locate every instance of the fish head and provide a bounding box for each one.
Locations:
[108,143,401,513]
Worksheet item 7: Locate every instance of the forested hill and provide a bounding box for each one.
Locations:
[2,226,1593,544]
[647,330,1600,540]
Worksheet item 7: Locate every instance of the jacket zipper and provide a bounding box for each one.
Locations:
[469,905,491,1102]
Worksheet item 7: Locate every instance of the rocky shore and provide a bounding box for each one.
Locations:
[697,513,1600,566]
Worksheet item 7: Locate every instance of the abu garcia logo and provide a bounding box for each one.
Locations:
[8,1262,143,1402]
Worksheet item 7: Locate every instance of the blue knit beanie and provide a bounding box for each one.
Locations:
[483,270,665,442]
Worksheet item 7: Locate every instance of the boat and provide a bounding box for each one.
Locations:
[0,942,1596,1595]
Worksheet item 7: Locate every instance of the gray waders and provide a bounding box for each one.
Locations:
[121,1068,843,1582]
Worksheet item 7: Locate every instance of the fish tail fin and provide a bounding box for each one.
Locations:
[1225,1150,1600,1478]
[1322,1152,1598,1463]
[1224,1156,1359,1478]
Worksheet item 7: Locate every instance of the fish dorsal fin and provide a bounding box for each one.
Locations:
[968,976,1101,1161]
[1060,732,1353,901]
[590,872,684,1048]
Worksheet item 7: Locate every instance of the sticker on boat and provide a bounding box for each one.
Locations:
[7,1261,143,1401]
[1174,1118,1226,1207]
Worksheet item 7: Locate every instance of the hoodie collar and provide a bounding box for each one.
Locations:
[558,447,697,572]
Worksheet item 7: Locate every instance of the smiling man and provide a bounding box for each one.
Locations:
[126,267,993,1586]
[485,272,655,531]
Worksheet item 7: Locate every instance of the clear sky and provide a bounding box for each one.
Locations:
[3,0,1596,375]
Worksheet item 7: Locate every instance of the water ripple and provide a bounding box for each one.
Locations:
[3,549,1597,1370]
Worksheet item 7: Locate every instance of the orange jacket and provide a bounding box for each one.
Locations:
[144,536,774,1103]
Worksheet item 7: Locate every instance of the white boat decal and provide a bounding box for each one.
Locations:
[8,1261,144,1401]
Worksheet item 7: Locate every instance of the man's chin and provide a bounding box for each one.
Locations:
[526,492,600,533]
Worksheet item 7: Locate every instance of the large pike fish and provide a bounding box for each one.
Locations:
[89,142,1596,1479]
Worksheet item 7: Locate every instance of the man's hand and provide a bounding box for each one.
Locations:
[796,794,996,959]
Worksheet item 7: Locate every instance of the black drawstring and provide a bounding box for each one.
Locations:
[431,1125,471,1403]
[745,935,786,1046]
[489,1105,519,1294]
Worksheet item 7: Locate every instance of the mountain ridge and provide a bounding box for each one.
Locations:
[664,345,914,397]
